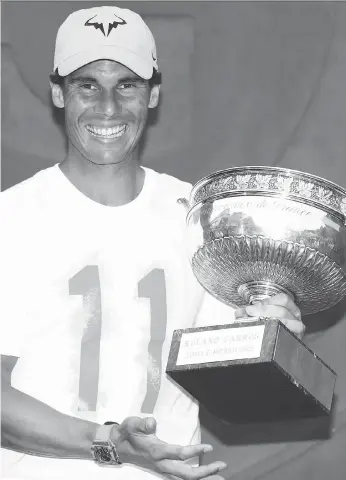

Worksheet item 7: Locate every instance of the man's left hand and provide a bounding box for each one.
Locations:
[234,293,305,338]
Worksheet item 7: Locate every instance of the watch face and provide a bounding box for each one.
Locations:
[94,446,113,463]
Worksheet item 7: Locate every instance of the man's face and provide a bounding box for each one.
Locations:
[51,60,159,165]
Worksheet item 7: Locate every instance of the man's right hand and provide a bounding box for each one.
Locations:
[114,416,228,480]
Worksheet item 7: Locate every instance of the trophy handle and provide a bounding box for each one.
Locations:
[177,197,190,212]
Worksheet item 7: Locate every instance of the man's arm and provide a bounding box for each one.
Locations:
[1,354,98,459]
[1,355,227,479]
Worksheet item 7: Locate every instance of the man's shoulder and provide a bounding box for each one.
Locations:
[144,168,193,225]
[145,167,192,197]
[0,165,58,208]
[0,166,60,231]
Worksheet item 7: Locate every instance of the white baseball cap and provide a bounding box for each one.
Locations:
[53,5,158,79]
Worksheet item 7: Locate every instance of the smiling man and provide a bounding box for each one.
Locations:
[0,5,304,480]
[49,5,161,205]
[51,58,159,205]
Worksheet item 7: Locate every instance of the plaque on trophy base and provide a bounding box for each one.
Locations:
[166,319,336,423]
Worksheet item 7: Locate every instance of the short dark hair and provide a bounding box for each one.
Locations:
[49,67,162,88]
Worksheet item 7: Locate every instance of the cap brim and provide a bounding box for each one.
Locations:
[57,45,154,79]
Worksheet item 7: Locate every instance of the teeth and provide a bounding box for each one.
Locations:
[86,125,126,138]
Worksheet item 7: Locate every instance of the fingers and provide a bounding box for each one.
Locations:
[160,443,213,461]
[142,417,157,434]
[141,441,227,480]
[262,293,301,319]
[234,294,305,337]
[245,304,297,321]
[278,317,305,338]
[246,304,304,336]
[235,294,300,320]
[125,416,157,435]
[234,305,248,319]
[123,418,228,480]
[158,458,227,480]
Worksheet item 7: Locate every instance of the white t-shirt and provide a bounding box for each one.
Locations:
[0,165,234,480]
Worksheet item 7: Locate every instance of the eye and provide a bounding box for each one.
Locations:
[80,83,98,91]
[118,83,137,90]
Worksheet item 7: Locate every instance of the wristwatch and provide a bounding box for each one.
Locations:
[91,422,122,466]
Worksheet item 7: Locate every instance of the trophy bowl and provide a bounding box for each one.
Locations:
[167,166,346,423]
[184,165,346,315]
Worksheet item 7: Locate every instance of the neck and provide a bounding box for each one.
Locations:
[59,150,145,207]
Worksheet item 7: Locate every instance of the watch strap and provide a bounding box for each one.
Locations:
[94,423,117,442]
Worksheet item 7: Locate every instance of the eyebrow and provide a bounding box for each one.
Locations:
[118,76,146,84]
[68,76,98,85]
[68,75,146,85]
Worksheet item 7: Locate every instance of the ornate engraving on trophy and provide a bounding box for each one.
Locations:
[192,168,344,215]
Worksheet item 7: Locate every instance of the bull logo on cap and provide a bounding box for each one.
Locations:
[85,13,127,37]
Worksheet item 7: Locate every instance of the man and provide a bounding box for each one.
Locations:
[0,6,304,480]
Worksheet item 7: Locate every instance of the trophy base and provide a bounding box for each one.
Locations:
[166,319,336,423]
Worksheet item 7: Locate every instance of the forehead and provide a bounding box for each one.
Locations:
[69,59,141,80]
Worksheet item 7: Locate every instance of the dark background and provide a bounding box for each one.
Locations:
[2,2,346,479]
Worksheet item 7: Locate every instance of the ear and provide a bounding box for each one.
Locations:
[148,85,160,109]
[50,82,65,109]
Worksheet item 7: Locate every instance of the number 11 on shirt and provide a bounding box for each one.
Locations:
[69,266,167,415]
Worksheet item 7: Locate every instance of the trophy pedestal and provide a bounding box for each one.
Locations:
[166,319,336,423]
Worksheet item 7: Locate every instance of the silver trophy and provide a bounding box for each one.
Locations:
[167,166,346,423]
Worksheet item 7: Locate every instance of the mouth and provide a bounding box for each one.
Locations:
[85,124,127,139]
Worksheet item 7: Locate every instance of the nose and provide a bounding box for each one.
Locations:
[96,90,121,117]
